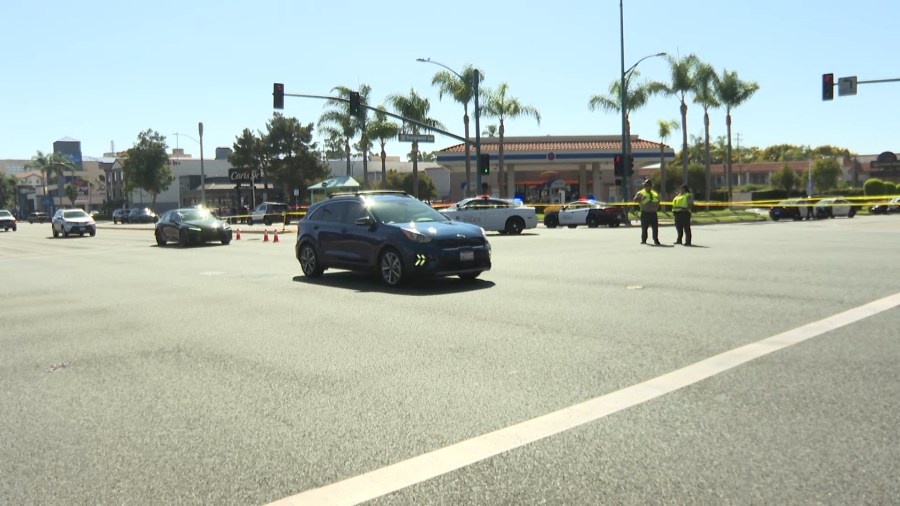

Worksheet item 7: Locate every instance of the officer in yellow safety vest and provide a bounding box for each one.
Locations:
[672,184,694,246]
[634,179,661,245]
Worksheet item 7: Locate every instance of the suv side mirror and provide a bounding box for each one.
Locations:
[355,215,375,228]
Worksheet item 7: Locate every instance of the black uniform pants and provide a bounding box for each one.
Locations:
[674,211,692,244]
[640,211,659,243]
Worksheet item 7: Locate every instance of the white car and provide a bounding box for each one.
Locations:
[52,209,97,237]
[440,196,537,235]
[814,198,857,219]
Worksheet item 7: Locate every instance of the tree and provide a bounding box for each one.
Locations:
[715,68,759,200]
[0,172,17,209]
[482,124,498,137]
[386,88,443,199]
[430,64,481,197]
[863,178,885,196]
[649,54,700,185]
[590,70,656,198]
[481,82,541,198]
[265,114,329,206]
[229,128,271,206]
[122,129,174,210]
[383,169,437,200]
[656,119,679,199]
[26,150,73,210]
[693,62,720,200]
[771,165,801,195]
[319,85,371,178]
[811,158,842,192]
[366,107,400,188]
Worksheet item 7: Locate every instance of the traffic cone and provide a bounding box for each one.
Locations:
[235,228,241,240]
[273,230,279,243]
[263,229,269,242]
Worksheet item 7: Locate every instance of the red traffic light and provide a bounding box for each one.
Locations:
[822,73,834,101]
[273,83,284,109]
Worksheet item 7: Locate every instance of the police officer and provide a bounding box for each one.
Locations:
[634,179,661,245]
[672,184,694,246]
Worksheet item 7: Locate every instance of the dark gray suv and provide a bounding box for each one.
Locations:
[295,191,491,286]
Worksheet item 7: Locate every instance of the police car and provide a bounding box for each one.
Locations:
[543,199,627,228]
[440,196,537,235]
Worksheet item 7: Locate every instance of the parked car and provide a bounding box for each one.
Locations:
[155,207,232,247]
[814,198,858,219]
[27,211,50,224]
[128,207,158,223]
[869,195,900,215]
[112,208,132,224]
[439,196,537,235]
[0,209,17,231]
[296,191,491,286]
[543,199,627,228]
[52,209,96,237]
[768,199,805,221]
[248,202,290,226]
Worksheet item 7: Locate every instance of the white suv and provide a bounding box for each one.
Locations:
[52,209,97,237]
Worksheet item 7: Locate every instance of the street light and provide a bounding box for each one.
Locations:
[172,127,206,207]
[620,1,666,204]
[416,58,481,197]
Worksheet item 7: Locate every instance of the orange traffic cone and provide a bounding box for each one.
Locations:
[235,228,241,240]
[263,229,269,242]
[273,230,279,243]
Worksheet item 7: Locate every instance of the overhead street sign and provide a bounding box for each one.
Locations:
[398,133,435,143]
[838,76,858,96]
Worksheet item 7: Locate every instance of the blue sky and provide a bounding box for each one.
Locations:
[1,0,896,162]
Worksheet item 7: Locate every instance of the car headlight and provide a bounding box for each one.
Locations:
[401,229,432,243]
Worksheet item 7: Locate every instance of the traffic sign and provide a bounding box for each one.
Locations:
[838,76,858,96]
[398,133,435,143]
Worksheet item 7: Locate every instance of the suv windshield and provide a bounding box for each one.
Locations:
[368,198,449,224]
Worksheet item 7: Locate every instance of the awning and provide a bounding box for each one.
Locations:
[308,176,360,190]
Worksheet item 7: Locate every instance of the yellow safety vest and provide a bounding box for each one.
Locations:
[638,189,659,212]
[673,193,692,212]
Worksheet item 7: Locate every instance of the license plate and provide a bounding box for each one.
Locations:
[460,250,474,262]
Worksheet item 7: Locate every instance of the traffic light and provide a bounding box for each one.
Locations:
[479,153,490,175]
[822,73,834,101]
[349,92,361,115]
[627,155,634,176]
[613,154,623,177]
[273,83,284,109]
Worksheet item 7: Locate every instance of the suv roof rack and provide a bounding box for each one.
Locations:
[327,190,410,198]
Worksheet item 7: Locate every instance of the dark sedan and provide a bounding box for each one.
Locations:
[296,191,491,286]
[27,211,50,224]
[155,207,232,247]
[129,207,159,223]
[869,196,900,215]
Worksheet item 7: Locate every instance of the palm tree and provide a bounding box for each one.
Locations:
[26,150,73,210]
[692,62,720,200]
[366,107,400,188]
[715,69,759,201]
[319,84,371,178]
[589,69,656,147]
[386,88,444,198]
[430,65,480,197]
[482,125,498,137]
[656,119,679,199]
[481,83,541,198]
[649,54,700,184]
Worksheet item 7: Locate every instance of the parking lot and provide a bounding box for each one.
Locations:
[2,216,900,505]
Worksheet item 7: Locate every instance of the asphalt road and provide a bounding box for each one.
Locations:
[1,216,899,505]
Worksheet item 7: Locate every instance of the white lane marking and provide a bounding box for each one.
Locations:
[268,292,900,506]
